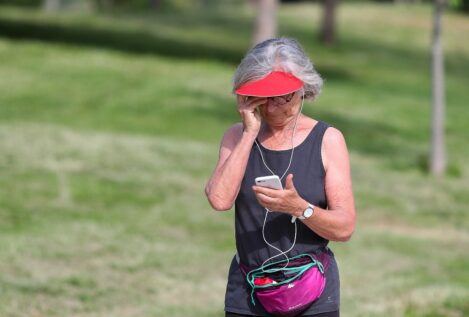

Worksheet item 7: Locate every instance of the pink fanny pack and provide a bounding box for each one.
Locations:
[240,252,329,317]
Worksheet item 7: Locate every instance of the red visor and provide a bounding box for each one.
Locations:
[235,71,303,97]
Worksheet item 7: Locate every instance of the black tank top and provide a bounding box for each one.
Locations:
[225,121,340,316]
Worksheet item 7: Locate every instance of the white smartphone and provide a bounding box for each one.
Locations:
[255,175,283,190]
[255,175,297,223]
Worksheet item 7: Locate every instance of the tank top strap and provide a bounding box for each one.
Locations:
[303,121,330,149]
[313,121,331,144]
[302,120,331,176]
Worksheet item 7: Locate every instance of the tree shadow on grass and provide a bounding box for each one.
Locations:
[0,16,246,64]
[0,10,354,83]
[289,21,469,84]
[2,6,468,80]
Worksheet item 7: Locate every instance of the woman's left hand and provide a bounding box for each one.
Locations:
[252,174,306,217]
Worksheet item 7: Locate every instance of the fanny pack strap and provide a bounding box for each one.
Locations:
[235,247,331,275]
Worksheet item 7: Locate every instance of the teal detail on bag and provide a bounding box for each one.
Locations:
[246,253,325,306]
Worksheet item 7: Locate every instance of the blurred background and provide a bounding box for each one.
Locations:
[0,0,468,316]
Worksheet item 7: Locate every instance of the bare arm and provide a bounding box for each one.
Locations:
[205,96,266,211]
[252,127,356,241]
[205,124,255,210]
[301,127,356,241]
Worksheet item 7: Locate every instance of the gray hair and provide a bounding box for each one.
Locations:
[233,38,323,100]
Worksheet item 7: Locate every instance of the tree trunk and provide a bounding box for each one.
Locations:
[320,0,338,45]
[42,0,61,12]
[430,0,446,175]
[252,0,278,46]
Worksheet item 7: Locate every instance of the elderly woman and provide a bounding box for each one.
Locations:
[205,38,355,317]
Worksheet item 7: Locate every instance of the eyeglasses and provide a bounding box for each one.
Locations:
[267,92,296,105]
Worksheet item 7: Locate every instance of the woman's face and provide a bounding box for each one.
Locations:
[257,92,302,126]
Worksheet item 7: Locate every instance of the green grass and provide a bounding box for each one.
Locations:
[0,2,468,317]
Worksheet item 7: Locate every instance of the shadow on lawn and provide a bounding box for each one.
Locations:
[0,11,352,83]
[0,16,245,64]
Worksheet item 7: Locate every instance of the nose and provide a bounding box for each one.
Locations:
[266,99,279,113]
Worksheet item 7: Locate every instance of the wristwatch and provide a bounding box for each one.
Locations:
[299,203,315,220]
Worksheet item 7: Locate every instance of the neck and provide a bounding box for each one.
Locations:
[262,114,303,136]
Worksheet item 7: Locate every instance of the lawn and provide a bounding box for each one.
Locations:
[0,2,468,317]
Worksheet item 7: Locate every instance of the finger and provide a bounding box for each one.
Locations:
[236,94,247,104]
[249,97,267,108]
[285,174,295,190]
[255,192,278,205]
[238,95,267,109]
[252,185,282,197]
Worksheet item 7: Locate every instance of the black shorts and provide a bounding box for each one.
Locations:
[225,311,339,317]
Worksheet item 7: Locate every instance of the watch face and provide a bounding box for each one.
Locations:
[304,207,313,218]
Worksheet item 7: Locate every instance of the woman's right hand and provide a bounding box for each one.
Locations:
[236,95,266,137]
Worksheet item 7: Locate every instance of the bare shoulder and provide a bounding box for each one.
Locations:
[323,126,346,147]
[321,126,349,172]
[221,123,244,147]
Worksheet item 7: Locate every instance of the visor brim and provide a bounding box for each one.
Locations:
[235,71,303,97]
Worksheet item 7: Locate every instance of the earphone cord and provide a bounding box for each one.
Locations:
[261,208,297,269]
[255,90,305,270]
